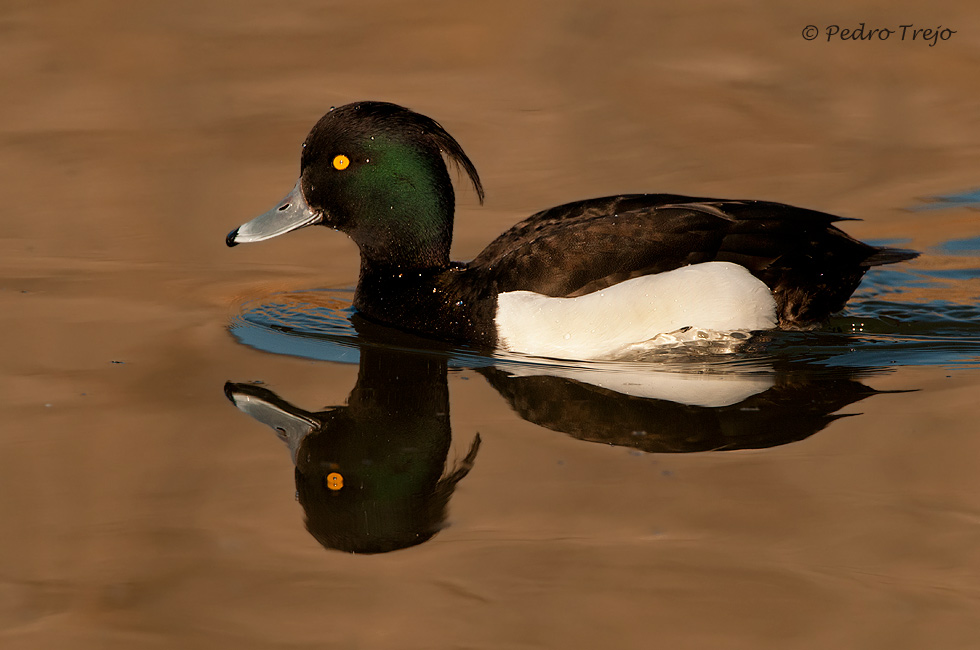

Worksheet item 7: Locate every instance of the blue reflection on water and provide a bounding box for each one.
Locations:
[936,236,980,256]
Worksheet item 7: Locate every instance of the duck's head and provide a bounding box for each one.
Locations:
[226,101,484,268]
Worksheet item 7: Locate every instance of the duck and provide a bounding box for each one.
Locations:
[226,101,918,360]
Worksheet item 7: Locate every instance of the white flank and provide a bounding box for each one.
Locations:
[494,261,777,360]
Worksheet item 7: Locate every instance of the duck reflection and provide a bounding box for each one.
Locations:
[224,348,480,554]
[226,343,889,552]
[479,364,881,452]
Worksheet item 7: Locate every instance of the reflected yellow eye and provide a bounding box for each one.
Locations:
[332,154,350,170]
[326,472,343,490]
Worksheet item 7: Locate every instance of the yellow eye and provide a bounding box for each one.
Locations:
[332,154,350,170]
[326,472,343,490]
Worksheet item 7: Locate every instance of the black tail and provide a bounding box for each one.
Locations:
[863,247,919,267]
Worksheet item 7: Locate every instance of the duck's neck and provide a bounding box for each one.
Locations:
[353,257,450,321]
[353,258,495,347]
[355,226,451,270]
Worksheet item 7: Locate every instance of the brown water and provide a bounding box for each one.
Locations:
[3,1,980,648]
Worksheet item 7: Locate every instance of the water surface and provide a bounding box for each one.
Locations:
[3,1,980,648]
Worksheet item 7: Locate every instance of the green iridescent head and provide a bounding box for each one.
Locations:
[228,101,484,268]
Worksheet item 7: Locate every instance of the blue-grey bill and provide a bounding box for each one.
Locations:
[226,180,320,247]
[225,384,317,465]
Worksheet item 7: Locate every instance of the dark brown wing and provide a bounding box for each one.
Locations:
[469,194,917,326]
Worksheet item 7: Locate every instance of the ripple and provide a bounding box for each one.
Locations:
[229,249,980,372]
[911,187,980,211]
